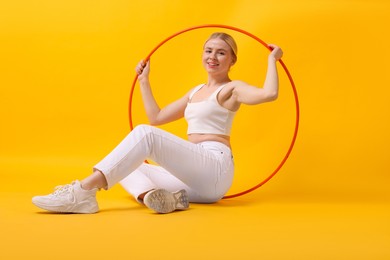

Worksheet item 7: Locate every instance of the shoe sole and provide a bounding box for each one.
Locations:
[144,189,189,214]
[32,197,99,214]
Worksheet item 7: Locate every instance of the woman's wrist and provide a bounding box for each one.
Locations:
[139,77,150,86]
[268,55,277,63]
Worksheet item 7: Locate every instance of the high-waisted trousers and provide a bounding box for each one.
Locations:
[93,124,234,203]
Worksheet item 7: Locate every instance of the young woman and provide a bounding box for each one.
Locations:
[32,32,283,214]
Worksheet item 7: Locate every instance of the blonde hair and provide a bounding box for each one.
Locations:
[205,32,238,64]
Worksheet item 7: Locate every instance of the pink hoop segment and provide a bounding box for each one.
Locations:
[128,24,300,199]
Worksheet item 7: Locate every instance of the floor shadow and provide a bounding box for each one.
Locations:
[34,205,142,215]
[33,195,268,215]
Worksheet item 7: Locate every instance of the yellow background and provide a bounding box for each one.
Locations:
[1,0,389,259]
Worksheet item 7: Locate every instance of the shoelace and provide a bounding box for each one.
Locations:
[52,183,74,196]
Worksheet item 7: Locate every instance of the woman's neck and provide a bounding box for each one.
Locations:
[206,75,231,88]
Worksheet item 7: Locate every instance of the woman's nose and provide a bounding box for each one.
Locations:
[209,52,217,59]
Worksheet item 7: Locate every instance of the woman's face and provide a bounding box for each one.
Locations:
[202,38,235,75]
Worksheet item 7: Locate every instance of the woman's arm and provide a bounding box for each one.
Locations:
[232,44,283,105]
[136,60,189,126]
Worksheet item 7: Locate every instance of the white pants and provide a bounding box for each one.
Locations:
[93,124,234,203]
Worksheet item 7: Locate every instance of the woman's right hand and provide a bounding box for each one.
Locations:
[136,60,150,81]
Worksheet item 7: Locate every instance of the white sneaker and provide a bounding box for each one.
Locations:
[32,180,99,214]
[144,189,189,214]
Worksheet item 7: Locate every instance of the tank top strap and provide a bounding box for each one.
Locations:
[189,84,205,100]
[208,84,227,101]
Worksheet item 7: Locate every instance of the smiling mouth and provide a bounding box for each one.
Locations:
[207,62,219,67]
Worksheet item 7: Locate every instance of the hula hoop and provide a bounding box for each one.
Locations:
[128,24,300,199]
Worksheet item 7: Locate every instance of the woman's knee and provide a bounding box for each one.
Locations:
[132,124,153,133]
[130,124,155,139]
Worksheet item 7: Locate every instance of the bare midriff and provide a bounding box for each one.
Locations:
[187,133,231,149]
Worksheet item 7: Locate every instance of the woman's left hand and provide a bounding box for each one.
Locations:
[268,44,283,61]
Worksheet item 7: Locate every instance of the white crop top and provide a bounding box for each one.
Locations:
[184,84,236,136]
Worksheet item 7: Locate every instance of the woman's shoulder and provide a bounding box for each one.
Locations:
[184,83,205,100]
[228,80,250,88]
[221,80,250,95]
